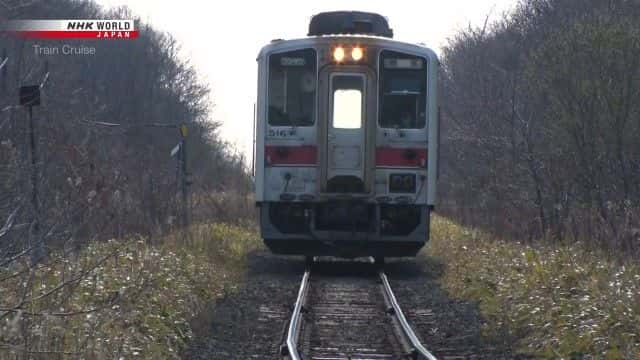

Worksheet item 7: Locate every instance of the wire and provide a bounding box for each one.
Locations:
[81,120,121,127]
[39,72,49,88]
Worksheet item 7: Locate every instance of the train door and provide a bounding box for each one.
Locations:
[325,72,368,193]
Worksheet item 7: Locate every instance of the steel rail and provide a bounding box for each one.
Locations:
[379,269,438,360]
[284,258,437,360]
[285,267,310,360]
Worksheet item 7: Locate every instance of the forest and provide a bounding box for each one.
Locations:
[440,0,640,257]
[0,0,254,357]
[1,0,252,250]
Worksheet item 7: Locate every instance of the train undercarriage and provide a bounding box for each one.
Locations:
[260,201,430,257]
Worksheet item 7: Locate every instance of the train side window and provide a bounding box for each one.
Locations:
[268,49,316,127]
[332,75,364,129]
[379,51,427,129]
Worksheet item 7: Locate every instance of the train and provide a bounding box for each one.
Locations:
[253,11,439,259]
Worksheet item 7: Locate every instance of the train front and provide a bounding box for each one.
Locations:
[254,11,439,258]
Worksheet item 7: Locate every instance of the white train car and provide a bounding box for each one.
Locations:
[254,11,439,258]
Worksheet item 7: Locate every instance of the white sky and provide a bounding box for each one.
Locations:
[97,0,518,161]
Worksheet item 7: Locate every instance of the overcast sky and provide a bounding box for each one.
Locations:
[97,0,518,161]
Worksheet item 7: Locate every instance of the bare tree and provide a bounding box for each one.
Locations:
[0,0,254,356]
[440,0,640,256]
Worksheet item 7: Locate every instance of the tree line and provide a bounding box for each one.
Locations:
[0,0,255,355]
[0,0,253,258]
[439,0,640,257]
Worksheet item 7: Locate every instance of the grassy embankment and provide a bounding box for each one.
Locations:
[428,215,640,359]
[5,215,637,358]
[0,223,261,359]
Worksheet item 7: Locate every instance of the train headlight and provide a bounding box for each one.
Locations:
[333,46,345,62]
[389,174,416,193]
[351,47,363,61]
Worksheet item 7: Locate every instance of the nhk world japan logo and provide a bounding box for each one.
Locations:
[3,20,138,39]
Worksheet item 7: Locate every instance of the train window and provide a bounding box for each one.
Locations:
[379,51,427,129]
[332,75,364,129]
[268,49,316,126]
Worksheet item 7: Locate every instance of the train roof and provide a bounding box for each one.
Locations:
[308,11,393,38]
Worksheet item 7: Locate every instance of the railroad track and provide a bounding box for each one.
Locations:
[282,258,437,360]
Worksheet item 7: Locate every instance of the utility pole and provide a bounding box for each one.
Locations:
[179,123,189,227]
[19,85,42,263]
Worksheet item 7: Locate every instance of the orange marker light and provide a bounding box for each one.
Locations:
[351,47,363,61]
[333,46,345,62]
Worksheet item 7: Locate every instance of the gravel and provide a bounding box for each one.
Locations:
[385,256,521,359]
[184,251,520,359]
[183,251,304,359]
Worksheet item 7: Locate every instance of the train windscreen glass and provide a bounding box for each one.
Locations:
[379,51,427,129]
[268,49,316,126]
[332,75,364,129]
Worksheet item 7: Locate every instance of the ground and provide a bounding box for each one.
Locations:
[184,252,302,358]
[183,250,516,359]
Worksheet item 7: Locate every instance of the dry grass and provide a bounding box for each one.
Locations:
[427,215,640,358]
[0,223,261,359]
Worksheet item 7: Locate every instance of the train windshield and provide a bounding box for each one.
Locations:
[268,49,317,126]
[379,51,427,129]
[332,75,364,129]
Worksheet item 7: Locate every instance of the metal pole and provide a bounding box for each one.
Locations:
[28,105,42,263]
[180,132,189,227]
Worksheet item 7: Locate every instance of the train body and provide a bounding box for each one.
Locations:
[254,12,439,258]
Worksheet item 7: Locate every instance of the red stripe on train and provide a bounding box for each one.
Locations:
[376,147,427,167]
[266,145,317,166]
[11,31,139,39]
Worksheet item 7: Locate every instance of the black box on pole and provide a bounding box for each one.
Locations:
[19,85,41,106]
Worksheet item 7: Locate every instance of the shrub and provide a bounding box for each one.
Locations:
[428,215,640,358]
[0,222,260,359]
